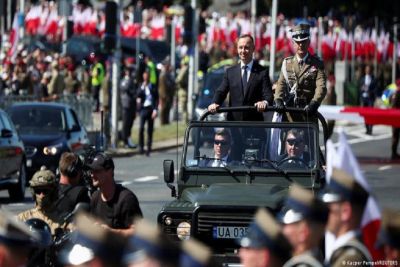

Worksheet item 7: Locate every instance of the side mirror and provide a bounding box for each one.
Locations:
[163,159,174,183]
[1,128,13,138]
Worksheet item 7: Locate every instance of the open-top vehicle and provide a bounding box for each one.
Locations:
[158,106,328,264]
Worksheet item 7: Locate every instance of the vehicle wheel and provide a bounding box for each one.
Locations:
[9,162,27,201]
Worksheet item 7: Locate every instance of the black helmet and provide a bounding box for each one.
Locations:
[25,218,52,247]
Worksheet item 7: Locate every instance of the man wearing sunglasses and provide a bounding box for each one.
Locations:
[278,129,310,166]
[87,152,143,236]
[200,129,232,167]
[18,166,65,234]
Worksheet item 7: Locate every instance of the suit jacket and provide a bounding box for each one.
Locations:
[213,61,272,121]
[137,82,159,111]
[275,54,327,106]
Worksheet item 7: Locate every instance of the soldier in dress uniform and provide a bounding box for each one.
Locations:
[0,209,41,267]
[279,184,329,267]
[319,168,372,267]
[274,23,327,121]
[376,209,400,266]
[123,219,180,267]
[60,212,128,267]
[239,208,292,267]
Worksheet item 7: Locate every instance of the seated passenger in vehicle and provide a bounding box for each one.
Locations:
[278,129,310,165]
[200,129,232,167]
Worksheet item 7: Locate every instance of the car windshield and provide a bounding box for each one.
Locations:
[185,124,318,172]
[10,107,66,133]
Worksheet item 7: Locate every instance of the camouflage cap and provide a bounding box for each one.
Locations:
[29,166,56,188]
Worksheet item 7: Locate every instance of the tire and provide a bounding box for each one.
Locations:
[9,161,27,201]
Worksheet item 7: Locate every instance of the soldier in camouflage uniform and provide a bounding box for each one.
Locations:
[18,166,66,235]
[274,23,327,121]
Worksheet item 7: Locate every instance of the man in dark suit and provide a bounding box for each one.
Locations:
[208,34,273,121]
[200,129,232,167]
[358,65,378,135]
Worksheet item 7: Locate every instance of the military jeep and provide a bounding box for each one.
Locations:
[158,106,328,264]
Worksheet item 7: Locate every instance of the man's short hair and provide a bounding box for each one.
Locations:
[238,34,255,45]
[215,128,232,143]
[59,152,82,177]
[286,129,305,141]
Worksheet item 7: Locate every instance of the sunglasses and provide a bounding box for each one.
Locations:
[34,188,51,195]
[214,140,229,146]
[286,138,303,146]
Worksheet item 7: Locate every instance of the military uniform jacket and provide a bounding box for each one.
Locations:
[283,249,324,267]
[17,207,66,235]
[275,54,327,106]
[329,237,372,267]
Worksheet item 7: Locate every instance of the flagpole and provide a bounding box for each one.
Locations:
[392,18,398,84]
[373,17,378,78]
[269,0,277,81]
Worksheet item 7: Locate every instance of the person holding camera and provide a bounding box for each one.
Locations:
[87,152,143,236]
[54,152,91,220]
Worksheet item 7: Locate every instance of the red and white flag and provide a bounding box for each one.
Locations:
[326,130,385,264]
[7,13,19,62]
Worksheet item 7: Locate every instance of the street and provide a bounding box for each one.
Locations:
[1,123,399,222]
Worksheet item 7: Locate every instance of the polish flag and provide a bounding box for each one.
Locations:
[25,5,41,35]
[150,15,165,40]
[44,7,59,38]
[7,13,19,62]
[325,130,385,264]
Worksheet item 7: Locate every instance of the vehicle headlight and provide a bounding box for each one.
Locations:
[176,221,191,240]
[43,143,63,155]
[164,216,172,226]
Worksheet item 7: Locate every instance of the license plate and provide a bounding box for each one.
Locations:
[26,159,32,167]
[213,226,248,239]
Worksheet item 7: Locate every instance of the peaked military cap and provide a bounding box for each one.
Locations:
[0,208,40,247]
[319,168,369,207]
[239,208,292,262]
[290,23,310,42]
[124,219,180,266]
[376,209,400,249]
[60,212,127,266]
[279,184,329,225]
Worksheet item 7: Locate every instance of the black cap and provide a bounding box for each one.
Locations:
[86,152,114,171]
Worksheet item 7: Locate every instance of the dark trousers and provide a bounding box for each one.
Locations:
[122,107,135,144]
[160,97,173,125]
[393,127,400,157]
[139,107,154,153]
[92,84,101,112]
[361,97,374,134]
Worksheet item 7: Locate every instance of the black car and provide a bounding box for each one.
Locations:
[0,108,27,201]
[7,102,91,177]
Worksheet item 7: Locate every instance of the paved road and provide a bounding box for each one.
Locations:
[1,124,399,222]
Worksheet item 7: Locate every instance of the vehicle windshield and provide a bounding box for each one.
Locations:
[10,107,66,133]
[185,124,318,171]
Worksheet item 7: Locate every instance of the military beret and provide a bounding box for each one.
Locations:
[60,212,127,266]
[319,168,369,207]
[239,208,292,262]
[376,209,400,249]
[0,208,40,247]
[279,184,329,225]
[290,23,310,42]
[124,219,180,266]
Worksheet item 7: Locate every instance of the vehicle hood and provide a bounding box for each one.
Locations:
[20,133,65,146]
[180,183,287,209]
